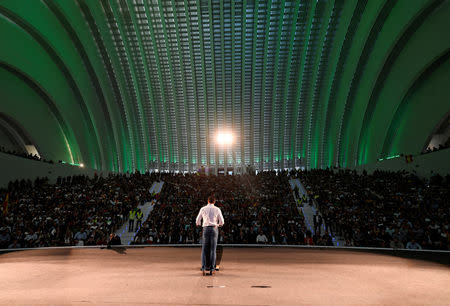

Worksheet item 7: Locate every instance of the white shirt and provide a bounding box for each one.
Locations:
[196,204,225,227]
[256,234,268,243]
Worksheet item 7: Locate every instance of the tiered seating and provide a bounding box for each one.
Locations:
[0,173,155,248]
[297,169,449,250]
[134,172,308,245]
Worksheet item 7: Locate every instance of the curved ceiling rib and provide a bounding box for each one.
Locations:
[303,0,332,170]
[84,0,141,172]
[124,0,161,170]
[381,49,450,158]
[78,0,134,172]
[329,0,383,168]
[158,0,183,169]
[357,0,450,165]
[171,0,192,171]
[108,0,150,172]
[1,0,448,172]
[258,0,272,170]
[182,0,201,170]
[309,0,341,169]
[357,0,444,165]
[321,0,367,168]
[0,4,104,169]
[143,0,173,169]
[269,0,285,170]
[337,0,394,168]
[0,62,79,164]
[278,0,301,170]
[44,0,120,172]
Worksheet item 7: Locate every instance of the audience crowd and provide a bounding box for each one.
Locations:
[0,173,155,249]
[1,166,448,251]
[133,172,309,245]
[296,169,449,250]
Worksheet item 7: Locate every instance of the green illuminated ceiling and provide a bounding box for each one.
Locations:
[0,0,449,172]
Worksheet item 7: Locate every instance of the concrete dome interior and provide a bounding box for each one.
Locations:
[0,0,449,172]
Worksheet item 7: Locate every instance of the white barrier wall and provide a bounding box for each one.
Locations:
[354,148,450,179]
[0,152,111,188]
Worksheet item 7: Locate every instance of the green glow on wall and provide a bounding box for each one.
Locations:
[1,0,446,171]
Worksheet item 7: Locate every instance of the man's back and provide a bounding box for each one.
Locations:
[196,204,224,227]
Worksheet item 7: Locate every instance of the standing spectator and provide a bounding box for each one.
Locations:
[128,208,136,232]
[135,209,143,231]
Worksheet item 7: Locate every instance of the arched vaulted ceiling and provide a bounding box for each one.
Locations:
[0,0,449,172]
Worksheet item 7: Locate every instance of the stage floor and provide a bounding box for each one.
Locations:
[0,247,449,305]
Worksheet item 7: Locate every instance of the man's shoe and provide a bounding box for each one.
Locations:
[209,270,215,276]
[202,270,207,276]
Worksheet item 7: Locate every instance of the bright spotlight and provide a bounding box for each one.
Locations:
[80,163,84,168]
[216,132,234,146]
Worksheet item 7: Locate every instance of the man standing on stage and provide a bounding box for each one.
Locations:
[196,195,224,276]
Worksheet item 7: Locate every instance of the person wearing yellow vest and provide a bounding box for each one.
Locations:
[136,209,143,231]
[128,208,136,232]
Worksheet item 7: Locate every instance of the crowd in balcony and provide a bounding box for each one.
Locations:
[0,146,55,164]
[423,138,450,154]
[0,173,155,249]
[296,169,449,250]
[133,172,311,245]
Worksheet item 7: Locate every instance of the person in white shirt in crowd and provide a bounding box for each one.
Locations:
[74,228,87,242]
[196,195,224,276]
[256,230,268,244]
[405,239,422,250]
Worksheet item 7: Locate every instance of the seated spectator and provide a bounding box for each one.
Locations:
[74,228,87,243]
[8,239,21,249]
[405,239,422,250]
[390,237,404,249]
[256,230,268,244]
[0,228,11,248]
[107,233,122,248]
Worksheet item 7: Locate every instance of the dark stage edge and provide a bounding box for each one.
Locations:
[0,247,449,305]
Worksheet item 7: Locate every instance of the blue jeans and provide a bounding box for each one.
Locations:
[201,226,218,271]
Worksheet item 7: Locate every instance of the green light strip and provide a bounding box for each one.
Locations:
[240,0,247,165]
[109,0,148,171]
[87,0,137,172]
[278,0,301,169]
[231,0,236,168]
[157,0,182,170]
[172,0,191,171]
[125,0,161,170]
[249,0,260,166]
[269,0,286,169]
[196,0,210,167]
[143,0,173,167]
[306,0,334,169]
[183,0,201,169]
[207,0,218,166]
[259,0,273,170]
